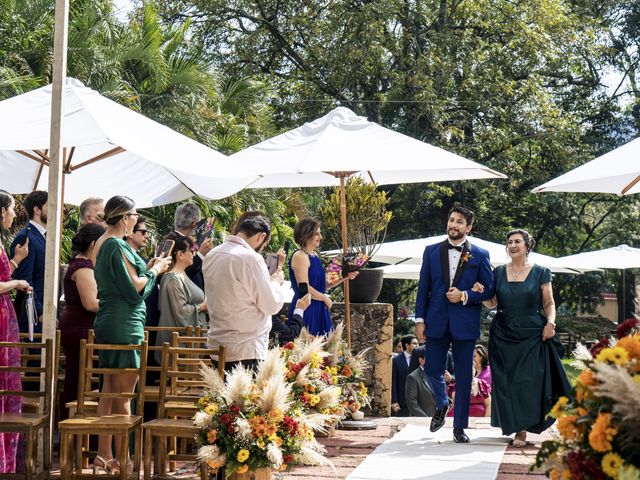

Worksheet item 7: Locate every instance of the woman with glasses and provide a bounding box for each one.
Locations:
[155,232,207,362]
[91,195,171,474]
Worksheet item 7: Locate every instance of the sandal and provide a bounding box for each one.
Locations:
[92,455,115,475]
[512,431,527,448]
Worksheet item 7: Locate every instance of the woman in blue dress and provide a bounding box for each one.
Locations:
[289,218,357,336]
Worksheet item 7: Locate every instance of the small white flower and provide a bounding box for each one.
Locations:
[194,411,212,429]
[235,417,253,441]
[267,442,283,467]
[197,444,220,462]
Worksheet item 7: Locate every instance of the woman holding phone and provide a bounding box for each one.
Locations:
[91,195,171,474]
[289,218,357,336]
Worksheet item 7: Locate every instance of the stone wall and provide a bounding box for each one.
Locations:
[282,302,393,416]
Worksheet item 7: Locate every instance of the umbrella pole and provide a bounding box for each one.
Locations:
[40,0,69,465]
[340,175,351,348]
[622,269,626,324]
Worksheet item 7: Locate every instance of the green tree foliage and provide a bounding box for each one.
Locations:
[158,0,640,315]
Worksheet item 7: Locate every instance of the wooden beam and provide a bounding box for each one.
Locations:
[70,146,124,171]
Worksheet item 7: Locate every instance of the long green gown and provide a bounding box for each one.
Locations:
[93,238,157,368]
[489,264,571,435]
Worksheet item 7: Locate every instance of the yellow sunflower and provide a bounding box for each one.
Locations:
[617,335,640,362]
[549,396,569,418]
[601,452,624,478]
[596,347,629,366]
[237,449,250,463]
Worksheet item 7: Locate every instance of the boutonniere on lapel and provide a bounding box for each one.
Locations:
[461,251,473,264]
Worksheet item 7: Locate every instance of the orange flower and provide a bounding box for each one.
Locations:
[557,415,582,443]
[617,335,640,362]
[236,464,249,474]
[575,368,595,402]
[589,413,618,452]
[207,428,218,444]
[249,415,269,437]
[341,365,353,377]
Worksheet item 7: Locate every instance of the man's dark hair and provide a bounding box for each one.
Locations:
[415,346,426,361]
[401,335,417,351]
[448,205,475,226]
[24,190,48,220]
[133,215,147,233]
[236,215,272,238]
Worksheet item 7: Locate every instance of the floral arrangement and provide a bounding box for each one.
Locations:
[195,349,335,477]
[533,318,640,479]
[325,253,370,285]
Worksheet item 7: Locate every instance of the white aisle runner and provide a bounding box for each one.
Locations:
[346,424,509,480]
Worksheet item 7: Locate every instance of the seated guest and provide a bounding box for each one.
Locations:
[59,223,105,420]
[391,335,418,416]
[270,294,312,345]
[405,347,436,417]
[155,233,207,363]
[447,362,492,418]
[474,344,491,385]
[410,345,455,384]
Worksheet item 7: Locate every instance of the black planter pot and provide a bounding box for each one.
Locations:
[347,268,384,303]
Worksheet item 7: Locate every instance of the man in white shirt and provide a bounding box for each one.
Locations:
[203,214,285,371]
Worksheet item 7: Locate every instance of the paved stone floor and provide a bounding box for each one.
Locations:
[48,417,551,479]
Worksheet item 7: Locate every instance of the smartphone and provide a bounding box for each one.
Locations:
[160,239,175,257]
[298,282,309,298]
[266,253,279,274]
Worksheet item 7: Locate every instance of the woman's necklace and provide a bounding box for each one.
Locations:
[509,263,529,281]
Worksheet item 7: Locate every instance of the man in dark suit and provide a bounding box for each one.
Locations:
[173,202,213,290]
[391,335,419,416]
[405,348,436,417]
[10,190,48,334]
[415,205,494,443]
[270,294,312,345]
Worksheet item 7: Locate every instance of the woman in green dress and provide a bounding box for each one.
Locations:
[473,229,571,447]
[90,196,171,474]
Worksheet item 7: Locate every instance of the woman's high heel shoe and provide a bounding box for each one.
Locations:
[92,455,114,474]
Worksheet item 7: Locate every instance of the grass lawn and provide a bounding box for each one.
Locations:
[562,358,582,386]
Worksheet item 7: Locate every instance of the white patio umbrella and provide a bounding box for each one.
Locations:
[231,107,507,346]
[326,235,591,275]
[0,78,257,207]
[556,244,640,318]
[532,137,640,195]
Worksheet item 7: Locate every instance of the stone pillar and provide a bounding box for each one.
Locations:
[282,302,394,416]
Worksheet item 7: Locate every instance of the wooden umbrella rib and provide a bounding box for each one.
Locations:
[621,175,640,195]
[16,150,48,165]
[70,146,124,171]
[33,163,45,191]
[64,146,75,173]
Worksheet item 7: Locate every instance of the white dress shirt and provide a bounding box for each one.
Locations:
[203,235,285,362]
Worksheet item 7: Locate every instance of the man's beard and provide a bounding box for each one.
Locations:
[448,229,464,241]
[40,212,48,225]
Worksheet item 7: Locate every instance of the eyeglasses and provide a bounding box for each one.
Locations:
[134,229,149,236]
[125,212,139,218]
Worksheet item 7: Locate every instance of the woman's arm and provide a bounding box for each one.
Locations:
[291,251,326,302]
[72,268,100,313]
[0,278,29,295]
[327,270,358,289]
[484,396,491,417]
[470,282,497,308]
[541,282,556,340]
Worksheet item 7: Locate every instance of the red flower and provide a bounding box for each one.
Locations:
[283,455,294,464]
[282,416,298,436]
[283,341,295,350]
[589,337,610,358]
[616,317,639,339]
[229,403,241,414]
[566,451,606,480]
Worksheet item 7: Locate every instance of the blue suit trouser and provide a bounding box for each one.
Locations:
[425,333,476,429]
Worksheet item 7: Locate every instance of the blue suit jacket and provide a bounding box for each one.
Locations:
[391,353,410,411]
[415,239,494,340]
[10,224,46,330]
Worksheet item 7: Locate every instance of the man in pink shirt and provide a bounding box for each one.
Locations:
[203,215,285,371]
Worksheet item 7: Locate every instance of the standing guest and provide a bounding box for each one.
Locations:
[269,294,312,346]
[289,218,357,336]
[125,215,149,255]
[415,206,494,443]
[1,190,31,474]
[391,335,418,416]
[10,190,47,334]
[473,229,571,447]
[155,233,208,363]
[58,224,105,420]
[173,202,213,290]
[203,215,285,371]
[405,347,436,417]
[79,197,105,226]
[90,196,171,474]
[393,337,403,357]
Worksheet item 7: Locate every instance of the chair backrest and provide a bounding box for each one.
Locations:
[144,325,193,377]
[0,336,57,414]
[76,340,148,416]
[156,341,225,419]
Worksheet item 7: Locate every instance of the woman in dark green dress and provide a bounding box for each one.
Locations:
[474,229,571,447]
[90,196,171,474]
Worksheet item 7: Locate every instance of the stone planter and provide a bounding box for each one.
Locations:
[347,268,384,303]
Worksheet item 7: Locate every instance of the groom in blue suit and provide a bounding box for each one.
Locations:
[415,206,494,443]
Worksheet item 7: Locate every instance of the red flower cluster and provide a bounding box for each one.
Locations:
[283,342,295,350]
[282,416,299,436]
[589,337,610,357]
[229,403,241,414]
[220,413,237,434]
[566,451,606,480]
[616,317,639,339]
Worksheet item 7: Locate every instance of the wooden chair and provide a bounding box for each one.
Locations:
[0,336,57,479]
[58,340,148,479]
[143,326,193,404]
[18,332,62,417]
[143,340,225,478]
